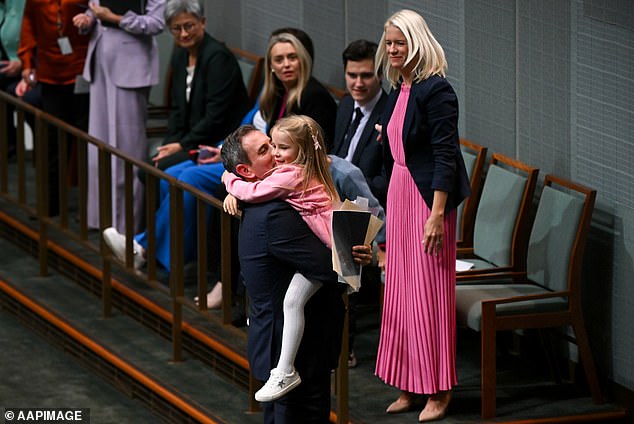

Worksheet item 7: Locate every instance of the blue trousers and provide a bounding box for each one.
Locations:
[135,160,225,272]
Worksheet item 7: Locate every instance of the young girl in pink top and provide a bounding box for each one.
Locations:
[222,115,339,402]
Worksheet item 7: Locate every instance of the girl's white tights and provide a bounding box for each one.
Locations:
[276,272,322,374]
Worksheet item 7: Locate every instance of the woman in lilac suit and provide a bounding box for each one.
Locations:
[73,1,165,232]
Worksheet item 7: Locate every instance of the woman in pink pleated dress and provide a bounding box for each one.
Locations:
[374,9,471,422]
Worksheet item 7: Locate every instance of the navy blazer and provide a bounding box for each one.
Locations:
[238,200,343,383]
[382,76,470,212]
[332,91,388,206]
[165,33,250,151]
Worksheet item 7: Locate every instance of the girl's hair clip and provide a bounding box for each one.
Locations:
[313,134,321,150]
[307,122,320,150]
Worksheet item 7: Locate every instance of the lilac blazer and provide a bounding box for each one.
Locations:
[82,0,165,88]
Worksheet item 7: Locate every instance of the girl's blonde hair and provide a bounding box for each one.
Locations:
[376,9,447,88]
[260,33,313,122]
[271,115,338,201]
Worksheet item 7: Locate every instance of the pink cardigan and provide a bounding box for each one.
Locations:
[224,164,333,248]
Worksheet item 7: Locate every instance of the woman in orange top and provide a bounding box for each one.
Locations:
[16,0,90,217]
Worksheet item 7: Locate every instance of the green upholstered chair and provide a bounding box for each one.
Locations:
[456,153,538,280]
[456,139,488,248]
[455,174,603,418]
[230,47,264,107]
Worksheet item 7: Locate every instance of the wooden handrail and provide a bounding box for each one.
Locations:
[0,89,351,423]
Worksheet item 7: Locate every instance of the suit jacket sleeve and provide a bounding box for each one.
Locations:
[119,0,165,35]
[266,204,337,285]
[423,79,460,193]
[265,203,343,371]
[265,206,343,374]
[17,0,35,70]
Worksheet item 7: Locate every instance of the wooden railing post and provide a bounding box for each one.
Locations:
[35,117,49,276]
[16,111,26,204]
[77,138,88,240]
[170,186,184,362]
[98,147,113,318]
[335,291,350,424]
[58,128,69,228]
[0,98,7,194]
[196,198,209,312]
[220,212,233,325]
[145,173,158,282]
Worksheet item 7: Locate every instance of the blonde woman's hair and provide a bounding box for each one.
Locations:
[270,115,338,201]
[376,9,447,87]
[260,33,313,122]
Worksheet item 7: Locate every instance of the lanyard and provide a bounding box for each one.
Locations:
[57,0,63,37]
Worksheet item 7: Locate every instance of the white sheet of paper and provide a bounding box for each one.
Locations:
[456,259,474,272]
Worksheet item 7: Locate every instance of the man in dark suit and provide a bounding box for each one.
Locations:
[221,125,345,424]
[332,40,388,207]
[331,40,388,368]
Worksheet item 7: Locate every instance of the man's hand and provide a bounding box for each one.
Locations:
[376,248,385,270]
[152,142,183,165]
[223,194,240,215]
[0,60,22,78]
[15,79,30,97]
[352,244,373,266]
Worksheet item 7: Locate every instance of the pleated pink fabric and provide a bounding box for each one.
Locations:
[375,85,458,394]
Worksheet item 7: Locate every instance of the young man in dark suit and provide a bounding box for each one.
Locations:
[332,39,388,207]
[332,40,389,368]
[221,125,345,424]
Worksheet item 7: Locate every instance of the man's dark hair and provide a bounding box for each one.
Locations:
[221,124,257,174]
[270,27,315,62]
[342,39,378,69]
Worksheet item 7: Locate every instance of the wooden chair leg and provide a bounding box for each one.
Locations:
[573,322,604,404]
[481,304,497,419]
[538,328,563,384]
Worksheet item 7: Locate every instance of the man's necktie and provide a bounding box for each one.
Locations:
[338,107,363,158]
